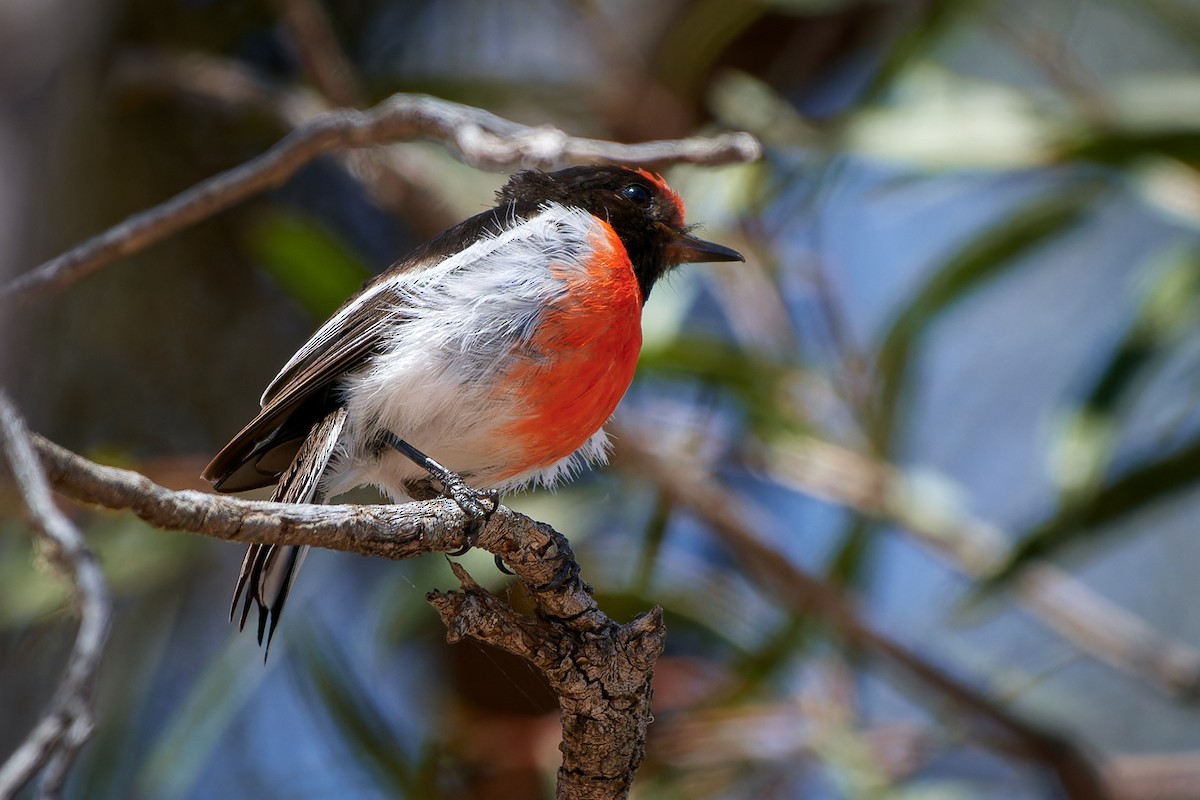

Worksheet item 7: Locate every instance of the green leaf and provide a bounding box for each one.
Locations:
[0,515,200,629]
[985,431,1200,590]
[872,184,1103,452]
[637,337,801,438]
[654,0,768,97]
[987,246,1200,588]
[137,636,273,799]
[246,210,373,319]
[633,492,674,594]
[863,0,983,102]
[1050,245,1200,502]
[1067,128,1200,170]
[823,515,876,589]
[726,612,814,702]
[294,623,445,798]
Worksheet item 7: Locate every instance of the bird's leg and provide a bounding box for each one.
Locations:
[379,431,499,555]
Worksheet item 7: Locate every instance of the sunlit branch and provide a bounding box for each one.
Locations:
[1,89,759,303]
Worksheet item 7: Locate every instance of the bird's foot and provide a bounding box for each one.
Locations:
[442,476,498,520]
[444,484,500,557]
[378,431,499,556]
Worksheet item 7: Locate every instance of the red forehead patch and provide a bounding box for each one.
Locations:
[635,169,686,223]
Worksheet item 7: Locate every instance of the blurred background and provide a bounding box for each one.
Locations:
[3,0,1200,798]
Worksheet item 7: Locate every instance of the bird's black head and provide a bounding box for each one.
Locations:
[497,165,743,301]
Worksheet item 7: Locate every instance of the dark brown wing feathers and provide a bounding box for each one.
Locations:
[202,207,517,494]
[202,288,394,491]
[231,406,347,654]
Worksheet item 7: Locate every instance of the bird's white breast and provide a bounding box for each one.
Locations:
[323,203,620,499]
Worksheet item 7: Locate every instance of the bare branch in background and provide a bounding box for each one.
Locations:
[615,432,1111,800]
[0,394,112,800]
[113,49,329,126]
[766,434,1200,698]
[29,433,662,799]
[1,88,760,304]
[267,0,363,108]
[113,49,464,239]
[256,0,461,236]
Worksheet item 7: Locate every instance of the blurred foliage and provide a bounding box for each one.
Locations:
[637,337,803,438]
[294,625,449,799]
[990,429,1200,588]
[0,515,201,629]
[872,183,1103,452]
[245,210,373,320]
[5,1,1200,799]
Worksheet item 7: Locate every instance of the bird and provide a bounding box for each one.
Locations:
[202,164,743,652]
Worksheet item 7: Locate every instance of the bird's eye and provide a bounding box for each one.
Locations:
[621,184,653,207]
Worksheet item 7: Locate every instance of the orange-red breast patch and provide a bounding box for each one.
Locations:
[495,219,643,477]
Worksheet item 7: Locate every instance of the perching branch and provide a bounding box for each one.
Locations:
[429,565,664,800]
[1,90,759,303]
[0,80,757,795]
[24,432,663,800]
[0,394,112,800]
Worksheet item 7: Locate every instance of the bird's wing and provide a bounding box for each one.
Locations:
[202,202,591,493]
[231,405,348,655]
[261,271,407,408]
[202,274,409,491]
[203,205,516,492]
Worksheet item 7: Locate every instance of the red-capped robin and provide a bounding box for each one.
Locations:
[203,165,743,651]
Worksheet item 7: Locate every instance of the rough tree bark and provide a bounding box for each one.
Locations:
[5,431,667,800]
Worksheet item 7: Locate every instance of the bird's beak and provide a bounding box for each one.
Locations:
[668,231,744,264]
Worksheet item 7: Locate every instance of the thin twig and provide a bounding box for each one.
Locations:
[267,0,362,107]
[113,49,329,129]
[0,395,112,800]
[113,49,462,238]
[2,91,760,304]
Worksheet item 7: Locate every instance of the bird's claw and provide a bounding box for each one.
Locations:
[445,482,499,557]
[492,551,575,588]
[531,554,581,593]
[445,478,498,519]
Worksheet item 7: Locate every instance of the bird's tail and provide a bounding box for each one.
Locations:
[230,406,347,655]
